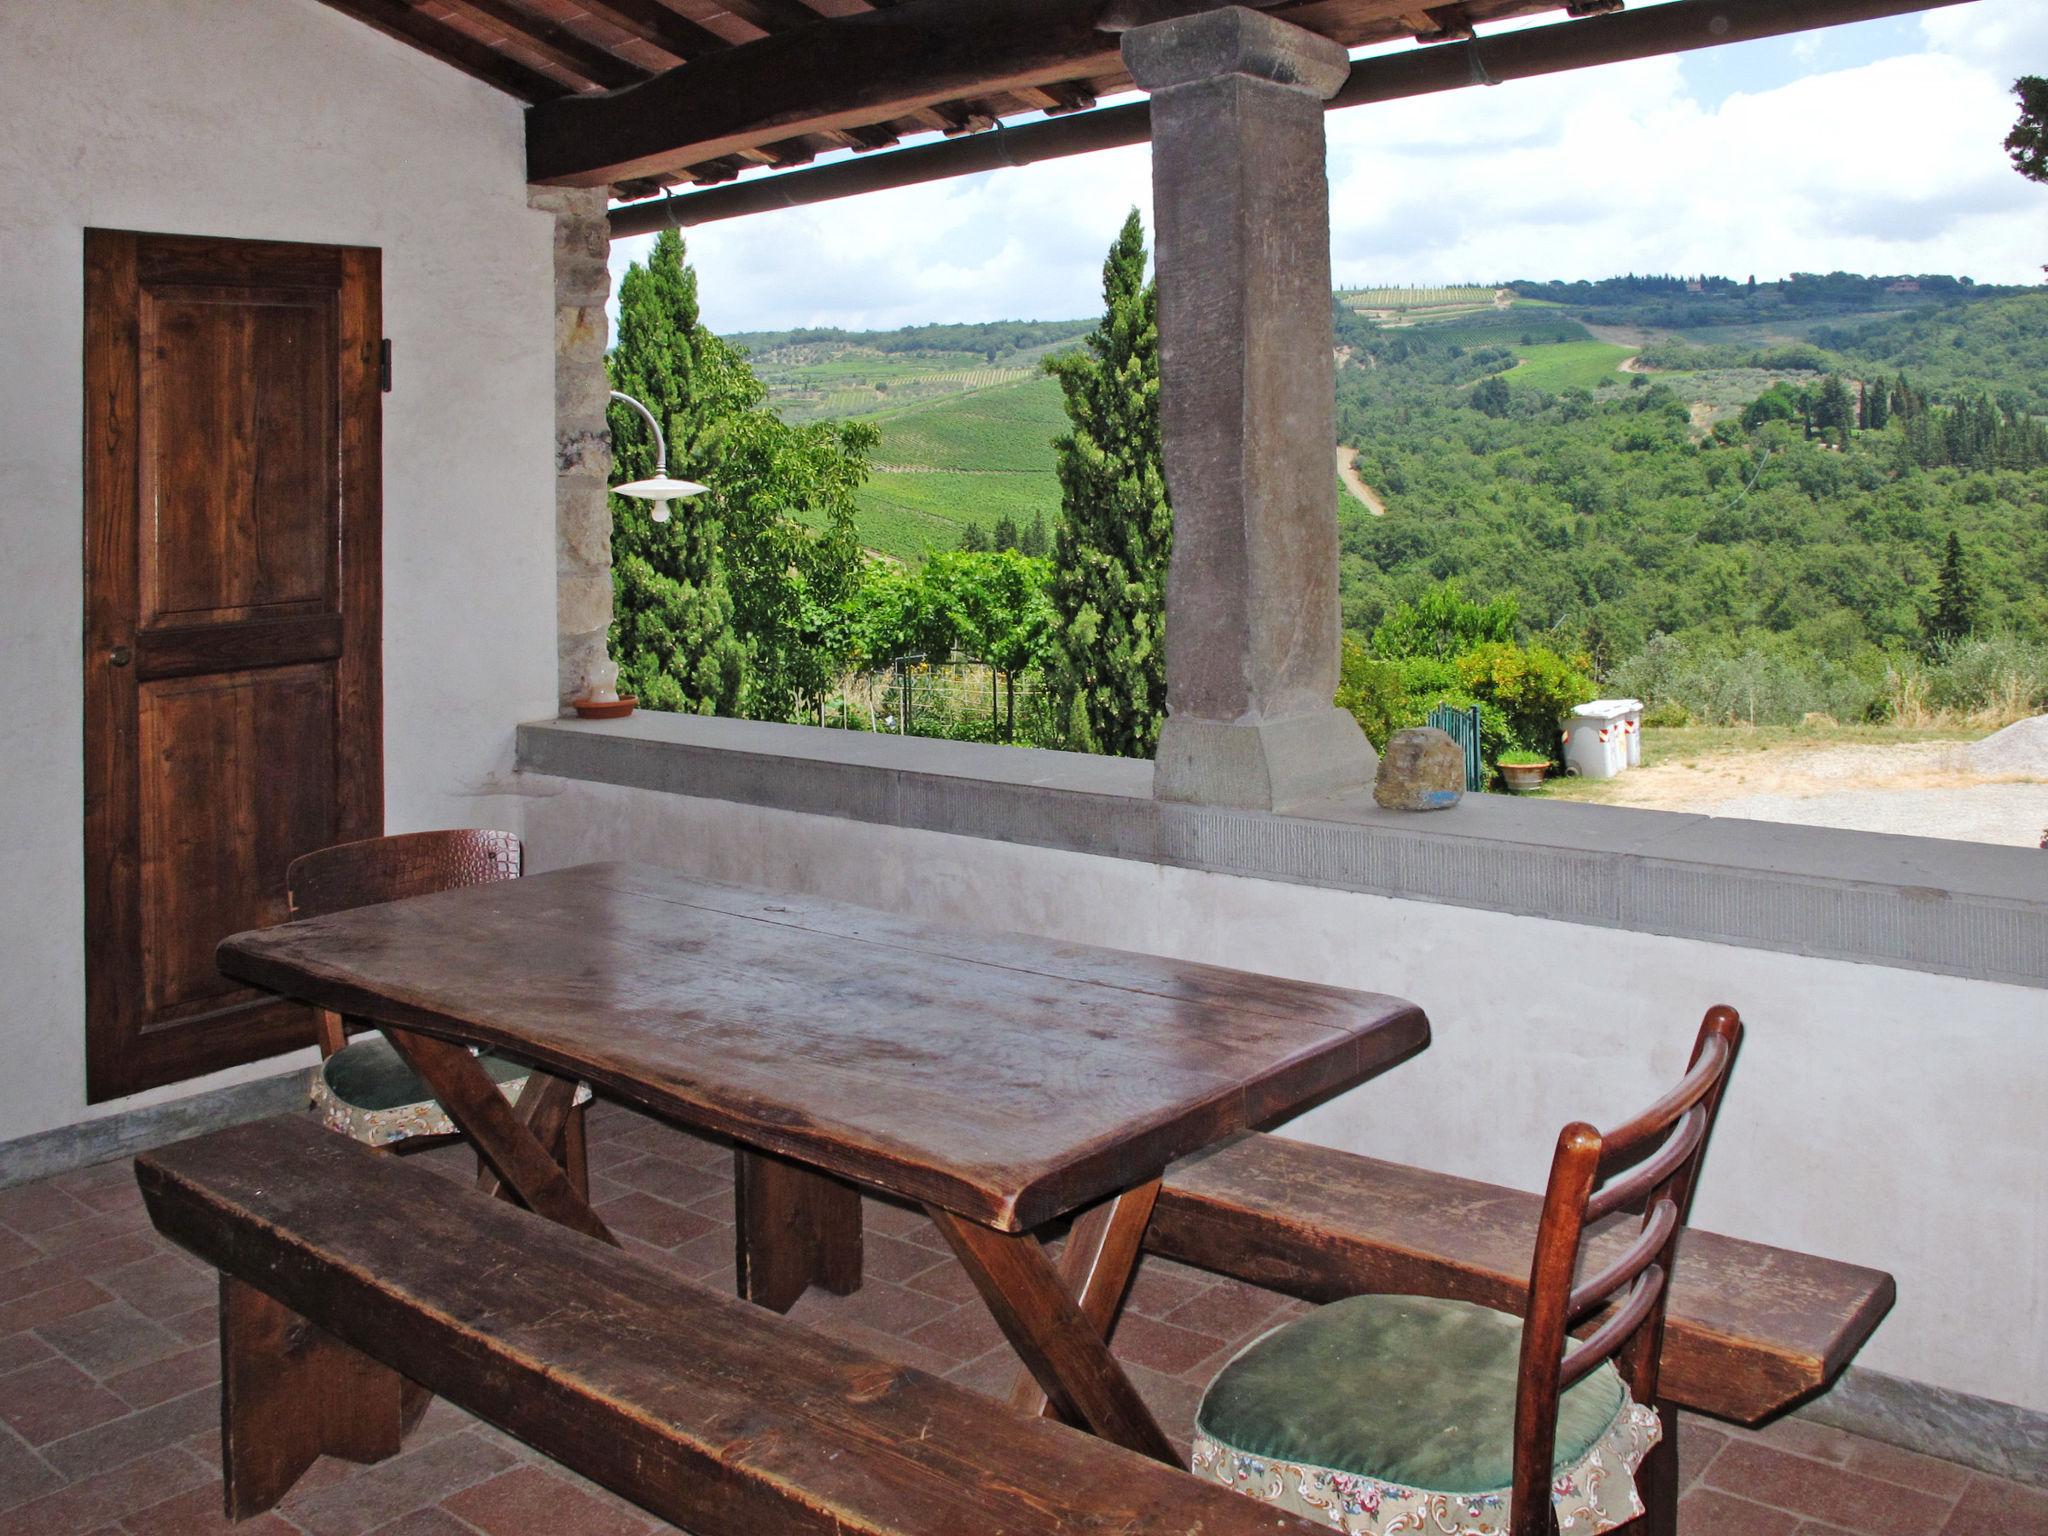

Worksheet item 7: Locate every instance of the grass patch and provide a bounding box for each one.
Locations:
[866,375,1067,471]
[1503,340,1639,392]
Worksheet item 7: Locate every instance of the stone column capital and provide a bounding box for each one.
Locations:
[1121,5,1350,99]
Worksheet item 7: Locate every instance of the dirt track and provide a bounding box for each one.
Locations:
[1336,446,1386,516]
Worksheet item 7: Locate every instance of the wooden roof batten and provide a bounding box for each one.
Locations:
[604,0,1978,235]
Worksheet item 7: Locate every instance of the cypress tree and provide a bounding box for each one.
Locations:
[1924,531,1979,649]
[991,512,1021,553]
[1043,210,1170,757]
[607,230,747,715]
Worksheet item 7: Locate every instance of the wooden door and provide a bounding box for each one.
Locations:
[84,231,383,1102]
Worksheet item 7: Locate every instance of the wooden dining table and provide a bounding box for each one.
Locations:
[217,860,1429,1466]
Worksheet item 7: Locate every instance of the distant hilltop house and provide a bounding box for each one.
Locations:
[1887,279,1923,294]
[1685,280,1704,293]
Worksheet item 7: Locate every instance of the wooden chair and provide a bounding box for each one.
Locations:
[1189,1006,1743,1536]
[286,830,591,1193]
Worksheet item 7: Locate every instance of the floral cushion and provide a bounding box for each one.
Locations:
[310,1036,592,1147]
[1192,1294,1661,1535]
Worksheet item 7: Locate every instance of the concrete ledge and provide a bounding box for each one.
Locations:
[517,714,2048,989]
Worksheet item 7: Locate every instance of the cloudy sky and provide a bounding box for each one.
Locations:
[610,0,2046,335]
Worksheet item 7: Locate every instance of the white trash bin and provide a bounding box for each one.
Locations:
[1561,699,1643,780]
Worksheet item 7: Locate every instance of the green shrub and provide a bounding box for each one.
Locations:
[1453,641,1595,758]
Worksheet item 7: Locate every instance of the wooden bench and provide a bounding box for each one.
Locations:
[135,1114,1321,1536]
[1148,1131,1896,1425]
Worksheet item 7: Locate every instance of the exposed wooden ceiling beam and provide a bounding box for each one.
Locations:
[572,0,737,59]
[527,0,1127,185]
[438,0,650,88]
[313,0,572,99]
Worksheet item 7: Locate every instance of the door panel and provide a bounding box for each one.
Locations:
[85,230,382,1102]
[140,286,339,625]
[137,665,339,1023]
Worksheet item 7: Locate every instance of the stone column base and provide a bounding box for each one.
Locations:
[1154,707,1376,812]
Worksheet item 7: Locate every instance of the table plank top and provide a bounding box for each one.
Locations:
[218,862,1428,1229]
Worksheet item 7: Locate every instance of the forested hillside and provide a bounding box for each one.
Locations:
[744,272,2048,729]
[1334,281,2048,724]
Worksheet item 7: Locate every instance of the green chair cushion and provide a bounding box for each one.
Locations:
[1196,1294,1627,1495]
[320,1036,527,1112]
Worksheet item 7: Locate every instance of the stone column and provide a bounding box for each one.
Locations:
[1124,7,1376,810]
[528,187,615,711]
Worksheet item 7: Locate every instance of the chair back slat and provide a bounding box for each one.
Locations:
[286,830,522,1057]
[1586,1103,1707,1222]
[288,829,521,921]
[1506,1004,1743,1536]
[1559,1266,1665,1388]
[1568,1197,1677,1321]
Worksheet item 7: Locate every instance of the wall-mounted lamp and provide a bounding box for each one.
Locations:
[609,389,708,523]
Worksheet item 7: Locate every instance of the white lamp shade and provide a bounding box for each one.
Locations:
[613,473,708,523]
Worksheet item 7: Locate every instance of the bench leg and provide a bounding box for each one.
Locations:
[1635,1400,1679,1536]
[734,1147,863,1313]
[220,1276,410,1518]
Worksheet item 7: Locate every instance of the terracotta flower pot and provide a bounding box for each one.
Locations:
[1499,761,1549,793]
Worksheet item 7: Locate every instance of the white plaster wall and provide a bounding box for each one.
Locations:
[0,1,558,1140]
[524,780,2048,1415]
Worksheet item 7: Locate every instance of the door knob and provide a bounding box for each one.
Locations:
[108,646,132,668]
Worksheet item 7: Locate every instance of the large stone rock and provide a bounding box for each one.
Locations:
[1373,728,1466,812]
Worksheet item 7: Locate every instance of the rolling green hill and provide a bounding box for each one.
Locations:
[784,374,1067,559]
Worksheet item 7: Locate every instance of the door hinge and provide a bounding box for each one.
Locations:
[378,339,392,393]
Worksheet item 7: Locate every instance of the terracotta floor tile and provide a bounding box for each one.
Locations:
[36,1301,186,1379]
[0,1329,56,1375]
[0,1185,98,1238]
[1703,1440,1958,1536]
[899,1254,983,1305]
[1678,1487,1803,1536]
[862,1200,934,1239]
[905,1299,1009,1364]
[32,1209,154,1260]
[362,1510,477,1536]
[40,1385,218,1481]
[442,1463,653,1536]
[96,1255,216,1322]
[0,1226,44,1271]
[0,1257,81,1307]
[104,1345,217,1412]
[158,1304,219,1347]
[1678,1419,1730,1491]
[1940,1471,2048,1533]
[1122,1257,1216,1320]
[801,1279,951,1338]
[0,1424,65,1511]
[1161,1278,1293,1346]
[0,1357,131,1446]
[851,1233,936,1285]
[5,1447,211,1535]
[116,1481,299,1535]
[588,1192,712,1252]
[0,1279,114,1338]
[600,1153,729,1209]
[1106,1311,1229,1378]
[281,1430,517,1536]
[58,1234,164,1283]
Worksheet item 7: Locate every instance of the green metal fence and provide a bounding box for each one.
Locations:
[1426,703,1484,791]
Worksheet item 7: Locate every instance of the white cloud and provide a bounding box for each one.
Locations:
[614,4,2047,334]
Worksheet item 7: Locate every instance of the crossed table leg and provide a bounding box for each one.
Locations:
[383,1028,1178,1467]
